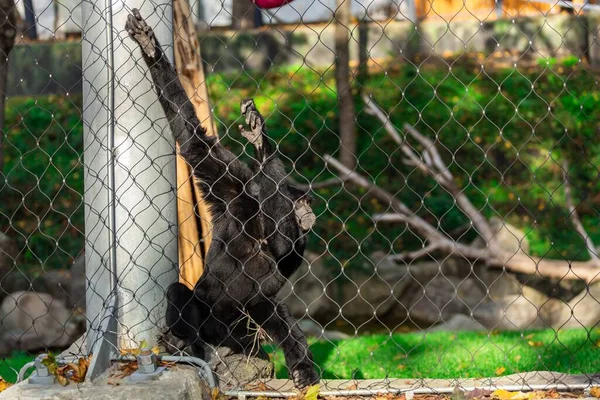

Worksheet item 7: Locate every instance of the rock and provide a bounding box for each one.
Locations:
[70,253,86,310]
[204,345,274,390]
[485,271,522,300]
[297,319,350,341]
[475,285,568,330]
[0,232,18,280]
[0,271,30,299]
[0,291,85,354]
[563,282,600,328]
[472,218,530,255]
[0,365,209,400]
[430,314,485,331]
[280,252,338,321]
[30,254,86,310]
[32,269,72,305]
[405,275,487,326]
[157,333,274,390]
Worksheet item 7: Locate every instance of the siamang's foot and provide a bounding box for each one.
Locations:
[291,364,320,389]
[239,98,264,149]
[125,9,157,59]
[295,196,316,232]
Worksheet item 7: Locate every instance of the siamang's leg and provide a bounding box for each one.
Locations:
[250,302,319,389]
[166,282,206,358]
[239,100,316,271]
[125,10,256,207]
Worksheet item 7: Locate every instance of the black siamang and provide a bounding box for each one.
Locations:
[125,9,319,388]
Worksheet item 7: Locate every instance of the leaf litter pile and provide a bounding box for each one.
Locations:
[40,352,91,386]
[107,340,173,386]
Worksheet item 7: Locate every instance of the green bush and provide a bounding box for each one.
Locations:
[2,59,599,274]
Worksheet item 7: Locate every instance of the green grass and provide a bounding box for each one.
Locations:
[265,328,600,380]
[3,328,599,383]
[0,352,32,383]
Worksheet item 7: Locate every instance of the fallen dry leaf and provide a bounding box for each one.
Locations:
[492,389,534,400]
[495,366,506,376]
[590,387,600,398]
[527,341,544,347]
[304,384,320,400]
[109,361,139,381]
[56,374,69,386]
[0,377,12,393]
[465,388,492,400]
[347,383,359,390]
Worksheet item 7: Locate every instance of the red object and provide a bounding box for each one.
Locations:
[254,0,294,9]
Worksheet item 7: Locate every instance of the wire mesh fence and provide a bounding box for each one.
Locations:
[0,0,600,396]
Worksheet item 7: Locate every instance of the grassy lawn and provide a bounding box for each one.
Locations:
[2,328,599,383]
[266,328,600,380]
[0,352,32,383]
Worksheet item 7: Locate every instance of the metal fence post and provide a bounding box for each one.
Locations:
[82,0,178,373]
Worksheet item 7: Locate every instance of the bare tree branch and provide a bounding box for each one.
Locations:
[562,161,600,266]
[388,243,441,261]
[324,154,439,240]
[373,213,407,223]
[288,176,345,192]
[325,113,600,283]
[362,94,494,243]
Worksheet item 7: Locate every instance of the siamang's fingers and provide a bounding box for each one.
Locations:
[250,112,263,132]
[295,198,316,232]
[125,9,157,59]
[240,98,255,117]
[239,124,261,145]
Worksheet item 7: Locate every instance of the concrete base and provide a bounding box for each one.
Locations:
[224,372,600,397]
[0,365,209,400]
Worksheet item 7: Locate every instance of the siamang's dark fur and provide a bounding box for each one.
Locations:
[125,9,319,388]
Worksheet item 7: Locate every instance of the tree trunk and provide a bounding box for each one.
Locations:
[231,0,262,29]
[173,0,217,289]
[334,0,357,169]
[23,0,37,39]
[0,0,17,174]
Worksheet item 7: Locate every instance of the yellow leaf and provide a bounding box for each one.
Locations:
[514,355,522,362]
[495,366,506,375]
[120,347,141,356]
[527,341,543,347]
[152,346,160,355]
[211,387,221,400]
[304,384,320,400]
[397,364,406,370]
[57,374,69,386]
[0,377,12,393]
[524,334,535,340]
[492,390,534,400]
[590,387,600,398]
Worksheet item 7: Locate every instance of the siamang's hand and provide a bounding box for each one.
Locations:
[295,195,316,232]
[239,98,265,148]
[125,9,157,59]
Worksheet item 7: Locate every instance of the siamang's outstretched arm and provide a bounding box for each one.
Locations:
[239,100,315,274]
[125,10,255,212]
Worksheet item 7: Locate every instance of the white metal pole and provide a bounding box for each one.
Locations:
[82,0,178,358]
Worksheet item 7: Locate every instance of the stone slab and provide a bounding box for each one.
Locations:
[0,365,208,400]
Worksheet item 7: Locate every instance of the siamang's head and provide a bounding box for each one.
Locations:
[289,186,316,232]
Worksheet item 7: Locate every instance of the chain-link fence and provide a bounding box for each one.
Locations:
[1,0,600,397]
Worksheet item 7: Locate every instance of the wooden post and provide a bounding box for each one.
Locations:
[173,0,216,289]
